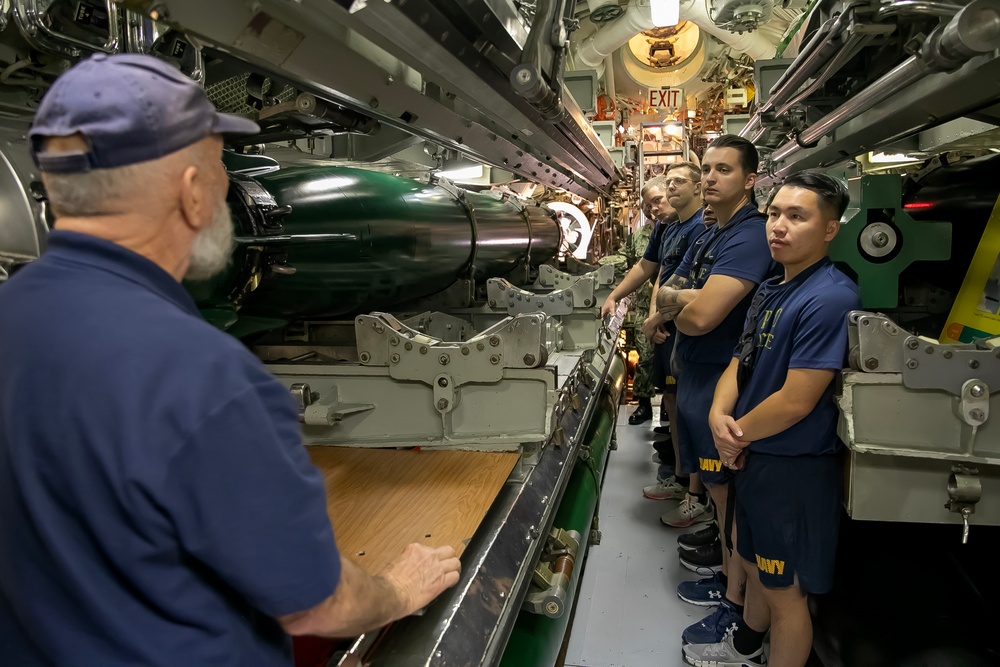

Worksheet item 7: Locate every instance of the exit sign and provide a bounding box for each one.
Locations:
[648,88,682,109]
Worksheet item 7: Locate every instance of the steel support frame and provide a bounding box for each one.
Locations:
[130,0,615,197]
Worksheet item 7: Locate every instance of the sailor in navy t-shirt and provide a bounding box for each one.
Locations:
[684,172,861,667]
[654,137,776,649]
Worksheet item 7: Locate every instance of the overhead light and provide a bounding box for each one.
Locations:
[437,164,484,180]
[868,151,920,164]
[650,0,680,27]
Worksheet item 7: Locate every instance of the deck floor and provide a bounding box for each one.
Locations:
[563,402,708,667]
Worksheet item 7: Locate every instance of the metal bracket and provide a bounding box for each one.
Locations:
[945,464,981,544]
[356,312,554,394]
[290,383,375,426]
[523,527,581,617]
[848,310,1000,396]
[535,263,614,290]
[487,276,598,316]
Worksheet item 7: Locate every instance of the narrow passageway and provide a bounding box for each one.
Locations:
[564,402,701,667]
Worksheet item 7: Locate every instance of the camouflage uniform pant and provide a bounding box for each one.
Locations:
[630,321,656,399]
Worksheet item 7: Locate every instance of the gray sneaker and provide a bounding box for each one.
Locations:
[643,476,686,500]
[683,627,767,666]
[660,494,715,528]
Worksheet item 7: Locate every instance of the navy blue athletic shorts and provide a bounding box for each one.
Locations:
[675,360,728,484]
[735,451,842,594]
[653,327,676,394]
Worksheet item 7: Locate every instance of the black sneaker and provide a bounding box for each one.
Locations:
[678,523,719,551]
[678,540,723,572]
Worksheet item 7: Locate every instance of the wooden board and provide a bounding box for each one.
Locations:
[307,447,519,575]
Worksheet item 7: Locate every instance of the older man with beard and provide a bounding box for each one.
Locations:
[0,54,458,667]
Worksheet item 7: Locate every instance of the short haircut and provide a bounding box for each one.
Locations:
[666,161,701,182]
[778,171,849,220]
[641,175,667,198]
[706,135,759,175]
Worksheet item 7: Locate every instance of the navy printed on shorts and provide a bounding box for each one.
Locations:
[735,452,842,593]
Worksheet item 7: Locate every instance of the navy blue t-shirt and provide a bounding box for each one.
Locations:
[672,204,774,365]
[642,218,667,265]
[0,232,340,666]
[658,209,704,285]
[733,259,861,456]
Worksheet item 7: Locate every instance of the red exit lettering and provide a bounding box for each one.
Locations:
[648,88,681,108]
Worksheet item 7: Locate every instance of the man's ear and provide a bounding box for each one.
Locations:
[825,218,841,242]
[178,164,208,232]
[745,172,758,191]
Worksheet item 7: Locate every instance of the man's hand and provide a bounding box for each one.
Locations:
[710,413,750,469]
[641,314,666,342]
[380,544,461,616]
[601,295,619,319]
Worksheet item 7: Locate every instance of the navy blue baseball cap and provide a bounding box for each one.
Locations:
[29,53,260,173]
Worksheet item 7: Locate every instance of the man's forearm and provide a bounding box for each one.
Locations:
[282,557,408,638]
[735,391,813,442]
[649,277,660,318]
[609,260,658,302]
[710,360,740,419]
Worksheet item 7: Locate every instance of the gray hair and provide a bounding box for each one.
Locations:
[641,175,667,198]
[42,162,150,217]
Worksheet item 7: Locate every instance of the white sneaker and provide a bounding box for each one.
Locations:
[661,494,715,528]
[683,626,767,666]
[643,476,686,500]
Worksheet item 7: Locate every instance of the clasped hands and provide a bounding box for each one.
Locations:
[710,412,750,470]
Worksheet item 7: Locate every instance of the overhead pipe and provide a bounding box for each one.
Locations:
[740,6,854,139]
[770,0,1000,164]
[876,0,962,20]
[575,2,655,69]
[679,0,778,60]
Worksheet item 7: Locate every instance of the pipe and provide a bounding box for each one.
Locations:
[772,31,871,115]
[740,11,847,138]
[771,0,1000,164]
[876,0,961,20]
[680,0,777,60]
[575,3,654,69]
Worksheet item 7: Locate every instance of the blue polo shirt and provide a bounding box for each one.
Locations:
[658,209,704,285]
[0,231,340,666]
[672,204,774,365]
[733,258,861,456]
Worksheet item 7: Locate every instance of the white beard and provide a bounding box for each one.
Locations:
[185,200,235,281]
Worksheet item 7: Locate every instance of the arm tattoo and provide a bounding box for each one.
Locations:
[664,274,690,289]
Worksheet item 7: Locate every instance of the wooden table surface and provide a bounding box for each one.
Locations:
[307,447,519,574]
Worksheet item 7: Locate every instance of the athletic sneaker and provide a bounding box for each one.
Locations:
[661,495,715,528]
[677,571,725,607]
[679,540,723,572]
[643,476,686,500]
[682,599,741,645]
[683,626,767,666]
[678,523,720,551]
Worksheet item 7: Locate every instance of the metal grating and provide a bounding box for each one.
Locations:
[205,72,296,116]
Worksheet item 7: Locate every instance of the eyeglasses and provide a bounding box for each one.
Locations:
[665,177,692,187]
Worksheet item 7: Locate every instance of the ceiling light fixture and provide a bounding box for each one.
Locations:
[650,0,680,27]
